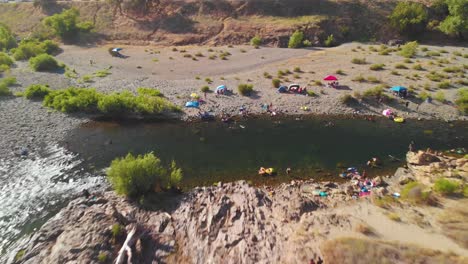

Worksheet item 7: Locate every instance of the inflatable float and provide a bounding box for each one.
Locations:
[258,167,275,176]
[394,117,405,123]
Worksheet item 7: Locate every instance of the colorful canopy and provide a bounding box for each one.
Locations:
[382,109,393,116]
[112,48,123,52]
[390,86,407,92]
[323,75,338,81]
[216,85,227,91]
[190,93,199,99]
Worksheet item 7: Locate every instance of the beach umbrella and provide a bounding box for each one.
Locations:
[323,75,338,81]
[382,109,393,116]
[216,85,226,91]
[112,48,123,52]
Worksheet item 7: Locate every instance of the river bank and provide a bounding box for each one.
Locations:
[3,150,468,263]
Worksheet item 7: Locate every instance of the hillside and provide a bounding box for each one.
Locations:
[0,0,409,46]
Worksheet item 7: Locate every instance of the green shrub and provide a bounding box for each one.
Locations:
[303,39,312,47]
[340,94,357,105]
[238,84,254,96]
[205,77,212,84]
[398,41,419,58]
[391,70,400,76]
[195,52,204,57]
[401,181,433,204]
[288,30,304,48]
[0,23,17,51]
[0,52,13,67]
[351,58,366,64]
[363,86,384,98]
[336,69,345,75]
[418,91,430,101]
[136,87,162,97]
[94,69,111,77]
[389,2,428,34]
[168,160,183,189]
[272,78,281,88]
[453,51,462,56]
[107,152,166,197]
[0,82,11,96]
[434,91,445,102]
[307,90,316,97]
[1,76,16,86]
[97,252,108,263]
[41,40,60,54]
[29,54,62,72]
[443,66,462,73]
[293,66,301,73]
[395,63,408,69]
[426,51,440,57]
[455,88,468,115]
[352,74,366,82]
[464,186,468,198]
[250,35,262,47]
[201,86,210,93]
[438,80,451,89]
[111,223,123,238]
[370,64,385,71]
[14,249,25,262]
[413,64,424,71]
[314,80,323,86]
[324,34,335,47]
[43,8,93,40]
[426,71,446,82]
[434,178,460,195]
[24,84,51,99]
[367,76,380,83]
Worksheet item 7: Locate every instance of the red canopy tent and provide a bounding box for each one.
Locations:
[323,75,338,81]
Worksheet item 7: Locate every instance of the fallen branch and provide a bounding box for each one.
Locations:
[115,225,140,264]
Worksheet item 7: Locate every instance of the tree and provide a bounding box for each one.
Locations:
[389,2,428,34]
[43,8,93,41]
[439,0,468,39]
[288,30,304,48]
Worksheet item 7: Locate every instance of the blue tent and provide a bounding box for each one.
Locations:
[278,86,287,93]
[216,85,227,92]
[185,101,199,108]
[390,86,407,92]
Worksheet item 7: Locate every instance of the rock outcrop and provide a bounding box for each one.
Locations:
[407,151,468,185]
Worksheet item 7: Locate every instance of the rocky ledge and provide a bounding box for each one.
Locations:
[3,151,468,264]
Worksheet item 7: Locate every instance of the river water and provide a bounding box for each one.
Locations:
[1,116,466,255]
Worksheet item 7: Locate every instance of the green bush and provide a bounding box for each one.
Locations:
[111,223,123,238]
[43,8,93,40]
[24,84,51,99]
[200,86,210,93]
[395,63,408,69]
[12,39,59,60]
[438,0,468,39]
[438,80,451,89]
[369,64,385,71]
[29,54,62,72]
[443,66,463,73]
[434,91,446,102]
[455,88,468,115]
[136,87,162,97]
[426,71,446,82]
[363,86,384,98]
[367,76,380,83]
[303,39,312,47]
[401,181,433,204]
[434,178,460,195]
[352,75,366,82]
[97,252,108,263]
[336,69,345,75]
[272,78,281,88]
[238,84,253,96]
[0,52,13,67]
[340,94,357,105]
[43,87,177,115]
[107,152,166,197]
[288,30,304,49]
[389,2,428,34]
[293,66,301,73]
[418,91,430,101]
[0,23,16,51]
[426,51,440,57]
[412,64,424,70]
[324,34,335,47]
[168,160,183,189]
[351,58,367,64]
[399,41,419,58]
[0,81,11,96]
[250,36,262,47]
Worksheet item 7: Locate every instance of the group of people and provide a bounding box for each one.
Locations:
[327,81,339,88]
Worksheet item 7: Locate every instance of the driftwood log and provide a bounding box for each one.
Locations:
[115,225,142,264]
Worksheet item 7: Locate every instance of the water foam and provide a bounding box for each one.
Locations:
[0,145,105,253]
